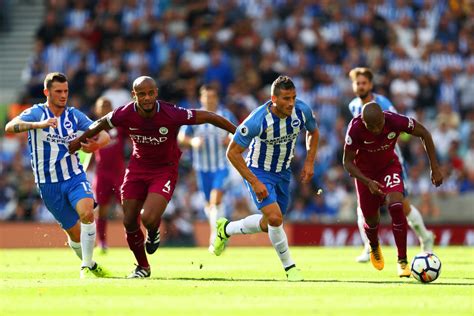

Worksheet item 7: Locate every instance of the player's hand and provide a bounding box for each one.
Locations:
[68,138,82,154]
[368,180,385,196]
[80,137,100,153]
[251,180,268,203]
[36,118,58,129]
[190,137,203,148]
[431,167,443,187]
[300,161,314,184]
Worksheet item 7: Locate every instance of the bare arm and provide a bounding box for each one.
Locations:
[79,130,111,153]
[68,116,112,153]
[410,121,443,186]
[5,116,58,133]
[195,110,237,134]
[227,140,268,201]
[300,128,319,183]
[343,147,384,195]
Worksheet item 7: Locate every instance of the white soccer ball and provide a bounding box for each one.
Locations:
[411,252,441,283]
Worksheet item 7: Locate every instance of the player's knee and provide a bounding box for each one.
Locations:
[267,214,283,227]
[79,210,94,224]
[365,216,379,227]
[123,217,139,231]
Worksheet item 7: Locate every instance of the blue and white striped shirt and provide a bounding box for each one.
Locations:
[19,103,93,184]
[348,93,396,117]
[184,108,237,172]
[234,99,317,173]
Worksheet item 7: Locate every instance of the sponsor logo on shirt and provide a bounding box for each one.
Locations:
[262,132,298,145]
[47,133,77,145]
[130,134,167,145]
[364,140,375,144]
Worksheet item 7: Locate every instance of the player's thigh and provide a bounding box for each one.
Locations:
[142,192,168,223]
[244,178,277,210]
[377,165,405,198]
[121,173,148,201]
[355,179,383,220]
[275,170,291,215]
[196,171,212,202]
[147,167,179,202]
[67,174,95,219]
[38,182,79,230]
[93,174,115,205]
[209,169,229,205]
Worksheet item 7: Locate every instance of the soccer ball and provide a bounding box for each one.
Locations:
[411,252,441,283]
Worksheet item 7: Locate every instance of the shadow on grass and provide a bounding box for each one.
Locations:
[106,276,474,286]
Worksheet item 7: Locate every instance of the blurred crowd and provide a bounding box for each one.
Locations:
[1,0,474,231]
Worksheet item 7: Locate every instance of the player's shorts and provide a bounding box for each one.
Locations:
[355,163,405,219]
[38,173,94,230]
[92,171,124,205]
[121,165,178,202]
[245,167,291,214]
[196,169,229,202]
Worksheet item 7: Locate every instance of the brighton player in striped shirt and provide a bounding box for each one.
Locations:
[179,85,238,252]
[5,72,111,278]
[347,67,435,263]
[212,76,320,281]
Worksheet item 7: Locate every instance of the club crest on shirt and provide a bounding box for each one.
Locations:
[345,135,352,145]
[64,120,72,130]
[291,119,300,128]
[159,127,168,135]
[387,132,396,139]
[240,125,249,136]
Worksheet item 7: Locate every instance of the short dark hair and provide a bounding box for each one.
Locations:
[44,72,68,90]
[348,67,373,82]
[199,84,218,96]
[271,75,295,96]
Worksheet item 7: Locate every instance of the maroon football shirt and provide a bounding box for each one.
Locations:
[107,101,197,171]
[344,111,416,174]
[95,126,126,178]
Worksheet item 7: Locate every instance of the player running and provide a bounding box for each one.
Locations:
[179,85,238,252]
[91,97,127,253]
[348,67,435,263]
[343,102,443,277]
[5,72,111,278]
[212,76,319,281]
[69,76,236,278]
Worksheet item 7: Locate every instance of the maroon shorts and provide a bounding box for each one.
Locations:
[120,165,179,202]
[355,163,404,218]
[92,172,124,205]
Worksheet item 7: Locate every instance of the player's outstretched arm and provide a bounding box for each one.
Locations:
[68,116,111,154]
[195,110,237,134]
[300,128,319,183]
[227,140,268,201]
[343,147,384,195]
[410,121,443,187]
[5,116,57,133]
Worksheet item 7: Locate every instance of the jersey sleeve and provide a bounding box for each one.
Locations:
[18,106,43,122]
[391,112,416,134]
[172,107,197,126]
[107,106,126,128]
[377,95,397,113]
[72,108,94,131]
[297,99,317,132]
[344,118,361,152]
[233,113,261,148]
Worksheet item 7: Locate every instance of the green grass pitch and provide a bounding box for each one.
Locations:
[1,246,473,315]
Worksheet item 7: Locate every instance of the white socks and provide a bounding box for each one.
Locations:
[407,204,430,240]
[68,237,82,260]
[268,224,295,269]
[80,222,96,268]
[356,207,370,251]
[226,214,263,235]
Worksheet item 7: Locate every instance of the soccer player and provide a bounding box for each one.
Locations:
[179,85,237,252]
[5,72,111,278]
[69,76,236,278]
[348,67,435,263]
[92,97,126,253]
[343,102,443,277]
[212,76,319,282]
